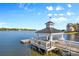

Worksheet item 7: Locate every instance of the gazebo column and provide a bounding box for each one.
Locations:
[37,33,39,40]
[61,33,64,40]
[46,34,49,41]
[50,33,53,48]
[50,34,53,41]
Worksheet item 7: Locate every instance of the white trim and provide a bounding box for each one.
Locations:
[51,32,64,35]
[36,32,64,35]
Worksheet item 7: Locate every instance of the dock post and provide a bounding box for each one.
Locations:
[45,50,48,55]
[38,48,40,52]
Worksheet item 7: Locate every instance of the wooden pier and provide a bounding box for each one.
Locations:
[20,39,31,44]
[31,39,56,52]
[20,39,79,55]
[54,40,79,53]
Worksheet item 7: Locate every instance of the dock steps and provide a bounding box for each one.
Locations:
[20,39,32,44]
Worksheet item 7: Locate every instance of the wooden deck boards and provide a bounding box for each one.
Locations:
[21,39,79,54]
[54,40,79,53]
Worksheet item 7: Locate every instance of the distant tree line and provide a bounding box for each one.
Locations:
[0,28,36,31]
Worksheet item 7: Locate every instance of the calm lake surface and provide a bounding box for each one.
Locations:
[0,31,79,56]
[0,31,35,56]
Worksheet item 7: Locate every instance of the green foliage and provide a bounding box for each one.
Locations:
[0,28,36,31]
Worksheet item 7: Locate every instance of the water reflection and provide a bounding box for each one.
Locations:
[65,34,79,42]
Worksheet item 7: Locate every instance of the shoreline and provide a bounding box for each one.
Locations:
[65,32,79,35]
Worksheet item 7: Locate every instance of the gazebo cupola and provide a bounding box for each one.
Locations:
[45,17,54,28]
[45,21,54,28]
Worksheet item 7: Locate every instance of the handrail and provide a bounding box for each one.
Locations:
[32,39,52,49]
[54,40,79,53]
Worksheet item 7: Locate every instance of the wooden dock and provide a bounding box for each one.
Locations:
[31,39,56,52]
[20,39,79,55]
[54,40,79,55]
[54,40,79,53]
[20,39,31,44]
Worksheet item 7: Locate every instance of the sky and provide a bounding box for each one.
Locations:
[0,3,79,30]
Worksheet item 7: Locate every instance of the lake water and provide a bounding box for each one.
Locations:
[0,31,35,56]
[0,31,79,56]
[64,34,79,42]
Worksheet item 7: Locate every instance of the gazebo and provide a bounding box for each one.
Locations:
[32,17,64,52]
[36,18,64,41]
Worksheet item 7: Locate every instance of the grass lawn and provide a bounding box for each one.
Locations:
[31,48,60,56]
[76,32,79,35]
[65,32,79,35]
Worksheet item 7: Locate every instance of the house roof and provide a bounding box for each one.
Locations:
[36,28,62,33]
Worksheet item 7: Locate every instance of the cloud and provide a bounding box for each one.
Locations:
[67,4,72,8]
[37,12,41,15]
[46,6,53,11]
[54,14,58,16]
[54,13,64,17]
[56,6,64,11]
[18,3,25,8]
[48,13,52,17]
[76,16,79,20]
[58,14,64,17]
[0,22,7,26]
[18,3,34,12]
[51,17,72,29]
[66,11,74,16]
[51,17,67,23]
[75,16,79,23]
[24,7,28,10]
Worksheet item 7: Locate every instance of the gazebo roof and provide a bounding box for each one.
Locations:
[45,21,54,24]
[36,17,63,33]
[36,28,62,33]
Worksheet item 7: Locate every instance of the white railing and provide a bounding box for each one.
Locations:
[54,40,79,53]
[32,39,53,50]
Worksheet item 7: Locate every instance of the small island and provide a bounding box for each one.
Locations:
[0,28,36,31]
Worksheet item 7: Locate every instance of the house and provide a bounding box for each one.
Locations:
[67,23,75,32]
[67,23,79,32]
